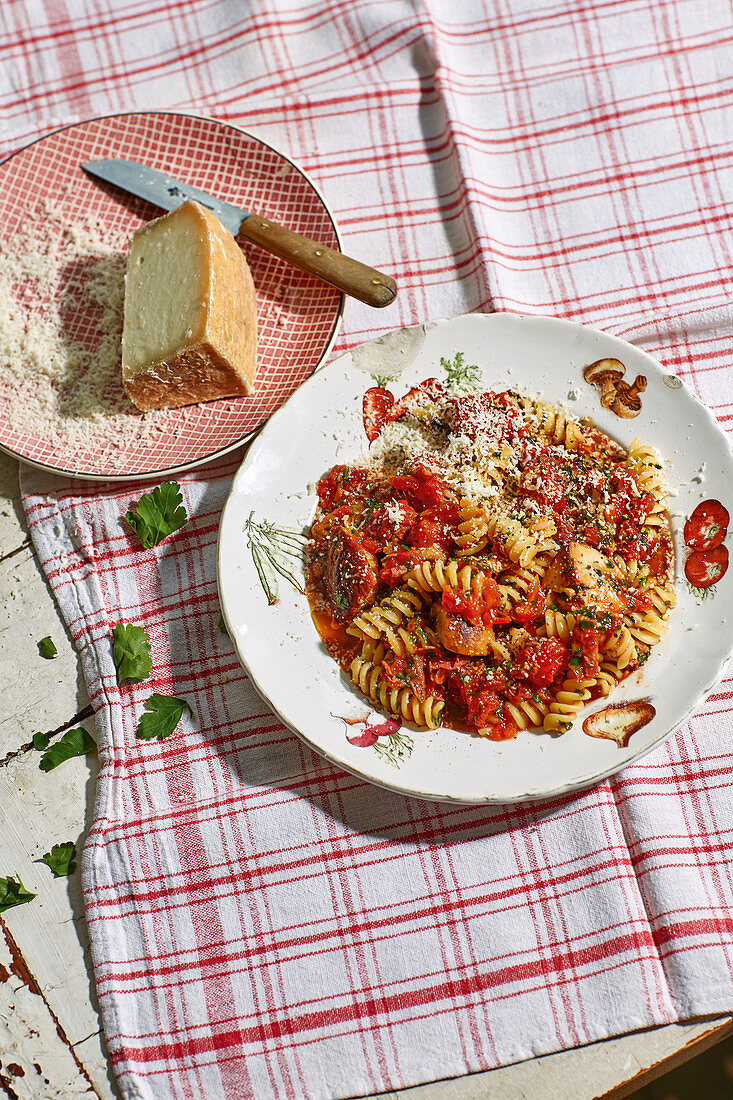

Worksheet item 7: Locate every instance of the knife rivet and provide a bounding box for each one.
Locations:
[314,249,324,256]
[260,221,269,228]
[372,279,382,285]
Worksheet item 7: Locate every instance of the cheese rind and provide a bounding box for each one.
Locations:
[121,200,257,411]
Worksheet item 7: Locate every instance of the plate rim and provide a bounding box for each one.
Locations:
[218,311,733,803]
[0,108,345,482]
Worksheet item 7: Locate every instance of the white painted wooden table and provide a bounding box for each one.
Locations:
[1,449,730,1100]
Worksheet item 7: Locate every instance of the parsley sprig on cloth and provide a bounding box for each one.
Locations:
[135,694,194,741]
[126,481,188,549]
[112,623,153,684]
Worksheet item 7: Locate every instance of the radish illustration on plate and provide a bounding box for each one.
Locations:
[333,711,414,767]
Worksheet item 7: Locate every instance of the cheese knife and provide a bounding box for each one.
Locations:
[82,158,397,308]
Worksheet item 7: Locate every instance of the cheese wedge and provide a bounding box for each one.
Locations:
[121,200,257,411]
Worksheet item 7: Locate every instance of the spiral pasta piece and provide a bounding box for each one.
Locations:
[540,608,577,642]
[407,558,477,595]
[454,500,492,556]
[518,395,586,450]
[524,550,557,585]
[641,497,668,529]
[596,657,622,697]
[628,439,664,495]
[360,638,387,665]
[648,582,677,614]
[543,677,595,733]
[612,555,651,587]
[485,515,558,568]
[607,623,637,670]
[497,568,535,609]
[505,696,549,731]
[349,655,444,728]
[346,586,424,656]
[624,608,670,647]
[475,449,512,487]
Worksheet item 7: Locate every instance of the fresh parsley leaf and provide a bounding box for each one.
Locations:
[135,694,193,741]
[0,876,36,913]
[39,727,96,772]
[38,636,57,659]
[125,481,188,549]
[217,614,229,637]
[32,732,50,750]
[37,842,77,878]
[112,623,153,684]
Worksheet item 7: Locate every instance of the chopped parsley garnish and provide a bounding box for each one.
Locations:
[0,876,36,913]
[38,636,57,659]
[135,694,194,741]
[112,623,153,684]
[38,727,96,772]
[37,841,77,878]
[126,481,188,549]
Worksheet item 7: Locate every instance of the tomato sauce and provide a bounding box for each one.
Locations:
[305,382,675,738]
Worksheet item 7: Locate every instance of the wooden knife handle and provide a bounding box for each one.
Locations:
[238,217,397,308]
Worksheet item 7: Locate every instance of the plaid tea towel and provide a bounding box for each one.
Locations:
[5,0,733,1096]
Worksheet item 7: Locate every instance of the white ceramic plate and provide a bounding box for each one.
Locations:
[218,313,733,803]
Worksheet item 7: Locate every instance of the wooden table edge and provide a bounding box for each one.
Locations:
[598,1015,733,1100]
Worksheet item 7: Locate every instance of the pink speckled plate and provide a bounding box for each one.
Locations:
[0,112,343,480]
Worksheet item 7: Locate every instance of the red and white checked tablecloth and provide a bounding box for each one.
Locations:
[4,1,733,1097]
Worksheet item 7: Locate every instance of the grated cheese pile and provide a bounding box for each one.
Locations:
[0,201,174,466]
[367,389,524,505]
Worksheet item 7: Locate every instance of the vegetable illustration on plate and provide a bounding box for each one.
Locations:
[683,499,729,593]
[333,711,414,768]
[582,358,647,418]
[245,512,307,605]
[583,700,656,747]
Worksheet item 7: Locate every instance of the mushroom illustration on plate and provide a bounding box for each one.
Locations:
[582,358,647,418]
[583,701,656,747]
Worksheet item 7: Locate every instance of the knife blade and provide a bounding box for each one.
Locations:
[83,159,397,309]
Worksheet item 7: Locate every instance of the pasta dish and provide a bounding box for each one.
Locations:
[305,377,675,740]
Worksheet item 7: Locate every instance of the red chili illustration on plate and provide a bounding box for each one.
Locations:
[363,387,395,442]
[683,499,730,591]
